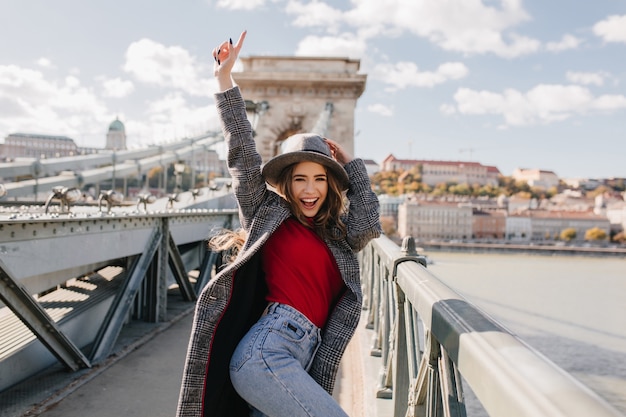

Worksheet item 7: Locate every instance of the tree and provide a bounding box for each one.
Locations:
[585,227,607,241]
[560,228,577,242]
[147,166,163,188]
[380,216,397,237]
[514,191,533,199]
[372,170,401,195]
[449,183,471,196]
[587,185,610,199]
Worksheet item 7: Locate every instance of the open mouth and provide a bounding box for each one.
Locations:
[300,198,318,210]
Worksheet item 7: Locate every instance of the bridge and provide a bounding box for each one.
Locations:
[1,57,623,416]
[0,185,623,416]
[0,132,223,200]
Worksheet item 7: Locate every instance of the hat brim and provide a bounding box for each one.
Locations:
[261,151,350,191]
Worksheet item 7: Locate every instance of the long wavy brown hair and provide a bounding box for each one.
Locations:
[209,161,347,260]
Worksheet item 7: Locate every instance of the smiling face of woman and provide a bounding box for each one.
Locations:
[290,161,328,218]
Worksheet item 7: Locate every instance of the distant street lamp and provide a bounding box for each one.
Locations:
[31,159,42,202]
[190,141,196,190]
[245,100,269,136]
[111,151,117,191]
[203,145,210,187]
[174,162,186,193]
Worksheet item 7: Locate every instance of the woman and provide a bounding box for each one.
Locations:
[176,31,381,417]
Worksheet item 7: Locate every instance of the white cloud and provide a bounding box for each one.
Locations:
[565,71,607,87]
[451,84,626,127]
[295,33,367,58]
[546,34,582,52]
[0,64,110,144]
[342,0,538,58]
[123,39,212,96]
[593,15,626,43]
[440,103,456,115]
[65,76,80,89]
[36,58,55,69]
[280,0,540,58]
[132,93,216,142]
[215,0,266,10]
[367,103,393,117]
[286,0,343,33]
[101,77,135,98]
[593,95,626,110]
[372,61,469,91]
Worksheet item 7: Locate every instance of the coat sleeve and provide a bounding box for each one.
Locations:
[342,158,382,252]
[215,86,267,231]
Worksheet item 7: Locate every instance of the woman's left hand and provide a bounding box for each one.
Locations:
[213,30,247,91]
[324,138,353,165]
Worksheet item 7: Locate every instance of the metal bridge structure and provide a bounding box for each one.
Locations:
[0,131,223,199]
[0,200,622,415]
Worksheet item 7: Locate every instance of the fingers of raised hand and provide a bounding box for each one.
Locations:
[215,42,231,63]
[213,31,246,66]
[235,30,247,50]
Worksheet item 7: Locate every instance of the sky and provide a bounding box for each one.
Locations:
[1,0,625,179]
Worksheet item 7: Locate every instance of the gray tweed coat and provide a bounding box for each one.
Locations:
[176,86,381,417]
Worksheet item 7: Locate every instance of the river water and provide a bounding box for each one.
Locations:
[424,250,626,414]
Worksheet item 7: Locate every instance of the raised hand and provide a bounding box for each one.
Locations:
[213,30,247,90]
[324,138,353,165]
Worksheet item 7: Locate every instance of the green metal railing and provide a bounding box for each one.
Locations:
[360,235,622,417]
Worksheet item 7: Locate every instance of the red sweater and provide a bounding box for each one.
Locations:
[262,217,345,328]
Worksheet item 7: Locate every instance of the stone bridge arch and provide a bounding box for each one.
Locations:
[233,56,366,163]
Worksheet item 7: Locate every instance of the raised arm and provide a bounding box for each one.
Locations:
[213,31,267,230]
[325,139,381,251]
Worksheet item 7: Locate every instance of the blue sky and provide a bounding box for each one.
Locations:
[1,0,625,179]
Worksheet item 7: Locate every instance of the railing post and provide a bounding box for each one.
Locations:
[375,260,393,398]
[393,236,428,275]
[375,236,429,410]
[370,257,383,356]
[392,286,410,416]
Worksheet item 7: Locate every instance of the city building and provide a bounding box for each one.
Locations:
[393,192,611,243]
[512,168,559,189]
[1,133,78,160]
[472,209,507,240]
[106,118,127,150]
[506,210,610,242]
[380,154,501,187]
[378,194,406,221]
[398,200,473,241]
[606,198,626,236]
[362,159,379,176]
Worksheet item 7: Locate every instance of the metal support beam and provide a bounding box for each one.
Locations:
[89,227,163,363]
[0,259,91,371]
[168,233,197,302]
[392,286,410,416]
[195,250,218,293]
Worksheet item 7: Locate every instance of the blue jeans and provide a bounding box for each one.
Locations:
[229,302,349,417]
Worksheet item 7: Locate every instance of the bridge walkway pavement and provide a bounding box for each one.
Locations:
[1,293,393,417]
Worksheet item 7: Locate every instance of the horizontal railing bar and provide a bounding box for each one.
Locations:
[382,236,622,417]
